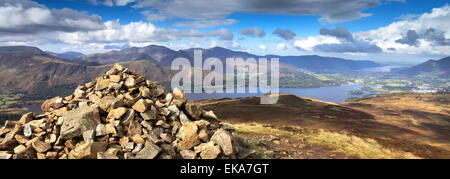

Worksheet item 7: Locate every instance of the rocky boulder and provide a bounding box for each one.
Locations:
[0,64,246,159]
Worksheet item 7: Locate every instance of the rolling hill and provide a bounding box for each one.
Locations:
[197,93,450,158]
[399,56,450,77]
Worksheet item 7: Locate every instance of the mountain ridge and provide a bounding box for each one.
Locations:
[399,56,450,77]
[0,45,383,92]
[45,51,84,59]
[75,45,382,72]
[0,48,174,92]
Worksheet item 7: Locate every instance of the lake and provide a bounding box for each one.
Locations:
[186,84,380,103]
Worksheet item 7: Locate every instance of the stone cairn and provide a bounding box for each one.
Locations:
[0,64,249,159]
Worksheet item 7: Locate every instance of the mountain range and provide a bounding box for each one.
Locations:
[76,45,381,73]
[0,46,173,92]
[2,45,447,93]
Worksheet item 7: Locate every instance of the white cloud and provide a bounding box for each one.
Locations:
[0,19,234,48]
[276,43,286,50]
[291,5,450,57]
[258,44,267,51]
[115,0,135,6]
[0,0,104,33]
[294,36,341,51]
[89,0,135,6]
[355,5,450,55]
[206,28,234,41]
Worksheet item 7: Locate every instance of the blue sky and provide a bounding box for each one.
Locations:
[1,0,450,64]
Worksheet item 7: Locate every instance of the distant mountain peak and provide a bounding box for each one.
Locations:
[399,56,450,77]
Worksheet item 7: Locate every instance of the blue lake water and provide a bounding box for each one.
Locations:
[186,84,380,103]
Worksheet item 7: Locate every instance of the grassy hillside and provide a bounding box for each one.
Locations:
[197,93,450,159]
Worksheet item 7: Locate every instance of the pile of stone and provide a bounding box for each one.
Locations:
[0,64,249,159]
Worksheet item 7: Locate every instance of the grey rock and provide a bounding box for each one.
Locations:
[0,125,21,150]
[140,106,157,120]
[124,77,136,88]
[125,142,135,151]
[121,109,135,125]
[135,143,161,159]
[202,111,218,120]
[32,140,51,153]
[185,101,203,120]
[95,124,106,136]
[132,143,144,154]
[179,112,191,125]
[150,85,165,97]
[108,82,122,91]
[97,152,119,159]
[83,130,95,142]
[0,152,12,159]
[60,106,101,140]
[211,129,234,155]
[23,124,32,137]
[180,150,196,159]
[19,112,34,124]
[200,142,221,159]
[68,141,107,159]
[168,105,180,115]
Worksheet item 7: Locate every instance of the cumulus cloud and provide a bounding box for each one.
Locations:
[140,10,168,22]
[423,28,450,46]
[258,44,267,51]
[206,28,234,41]
[239,27,266,38]
[320,27,354,42]
[273,28,296,40]
[115,0,135,6]
[394,28,450,47]
[89,0,135,6]
[0,0,104,33]
[295,26,382,53]
[395,30,420,46]
[0,19,235,49]
[55,20,234,45]
[275,43,286,50]
[355,5,450,55]
[295,5,450,56]
[129,0,383,27]
[294,35,341,51]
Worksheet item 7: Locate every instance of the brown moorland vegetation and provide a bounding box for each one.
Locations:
[197,93,450,159]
